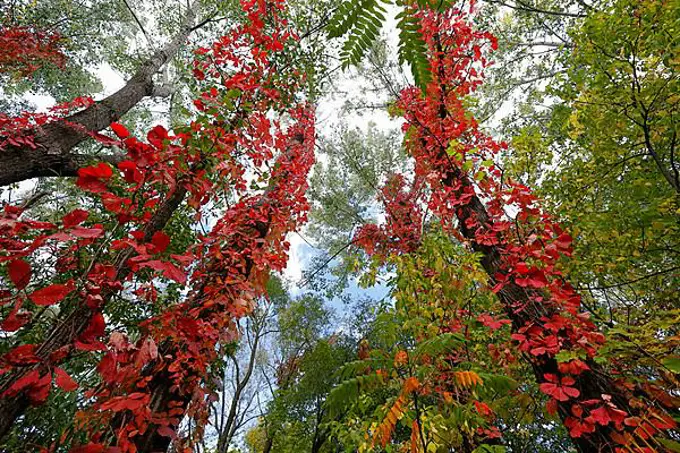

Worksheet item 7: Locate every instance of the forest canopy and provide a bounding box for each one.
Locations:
[0,0,678,452]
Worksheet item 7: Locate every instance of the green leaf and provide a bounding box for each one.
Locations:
[659,439,680,453]
[662,357,680,374]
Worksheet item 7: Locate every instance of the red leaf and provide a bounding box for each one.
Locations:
[110,122,130,139]
[477,313,511,331]
[3,369,40,397]
[69,443,105,453]
[78,162,113,179]
[590,405,627,427]
[54,367,78,391]
[100,393,148,412]
[1,302,30,332]
[555,233,573,250]
[474,401,494,418]
[79,312,106,343]
[62,209,89,228]
[134,337,159,368]
[97,353,117,380]
[76,163,113,193]
[118,160,142,183]
[151,231,170,253]
[565,416,596,438]
[29,283,73,306]
[147,125,169,148]
[71,226,105,239]
[624,416,640,427]
[8,259,31,290]
[138,260,186,284]
[539,375,580,402]
[539,382,568,401]
[3,344,40,365]
[563,386,581,399]
[590,406,611,426]
[157,426,176,438]
[49,345,72,363]
[514,262,530,274]
[74,340,107,351]
[26,372,51,404]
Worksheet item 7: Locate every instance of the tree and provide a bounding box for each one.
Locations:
[500,0,680,422]
[1,0,678,452]
[245,294,354,453]
[212,303,278,453]
[0,0,318,450]
[0,1,200,186]
[345,2,676,451]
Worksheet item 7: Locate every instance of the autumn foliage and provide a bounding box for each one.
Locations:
[0,26,65,76]
[353,2,677,452]
[0,0,678,452]
[1,0,313,450]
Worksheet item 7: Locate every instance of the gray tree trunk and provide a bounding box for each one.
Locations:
[0,3,197,187]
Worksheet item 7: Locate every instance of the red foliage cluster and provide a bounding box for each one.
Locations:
[0,0,314,450]
[354,174,423,256]
[355,3,677,451]
[0,26,65,76]
[0,96,94,151]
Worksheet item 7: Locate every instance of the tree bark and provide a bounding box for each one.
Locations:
[262,435,274,453]
[0,185,188,441]
[310,403,328,453]
[120,215,271,453]
[444,165,627,452]
[0,77,244,442]
[0,3,197,187]
[216,321,263,453]
[118,134,311,453]
[424,80,665,453]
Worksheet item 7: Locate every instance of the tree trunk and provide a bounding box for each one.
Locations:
[310,404,328,453]
[410,29,674,451]
[119,216,270,453]
[430,90,663,453]
[0,186,188,440]
[447,169,627,452]
[115,133,312,452]
[0,88,244,441]
[262,435,274,453]
[0,3,197,187]
[216,325,262,453]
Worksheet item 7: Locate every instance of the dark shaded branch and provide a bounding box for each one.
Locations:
[0,2,198,187]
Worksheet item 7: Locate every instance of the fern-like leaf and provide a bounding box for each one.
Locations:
[328,0,434,89]
[326,372,385,417]
[328,0,388,69]
[372,393,407,447]
[413,332,465,359]
[395,5,431,88]
[454,370,484,388]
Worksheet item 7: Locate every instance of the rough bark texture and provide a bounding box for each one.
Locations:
[0,186,188,441]
[434,121,640,453]
[0,5,196,187]
[124,216,271,453]
[123,133,310,452]
[417,34,641,449]
[450,171,624,451]
[0,5,201,436]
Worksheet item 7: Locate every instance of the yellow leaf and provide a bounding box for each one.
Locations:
[454,371,483,388]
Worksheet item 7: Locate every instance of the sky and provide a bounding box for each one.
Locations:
[4,0,521,313]
[0,3,534,448]
[6,29,396,313]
